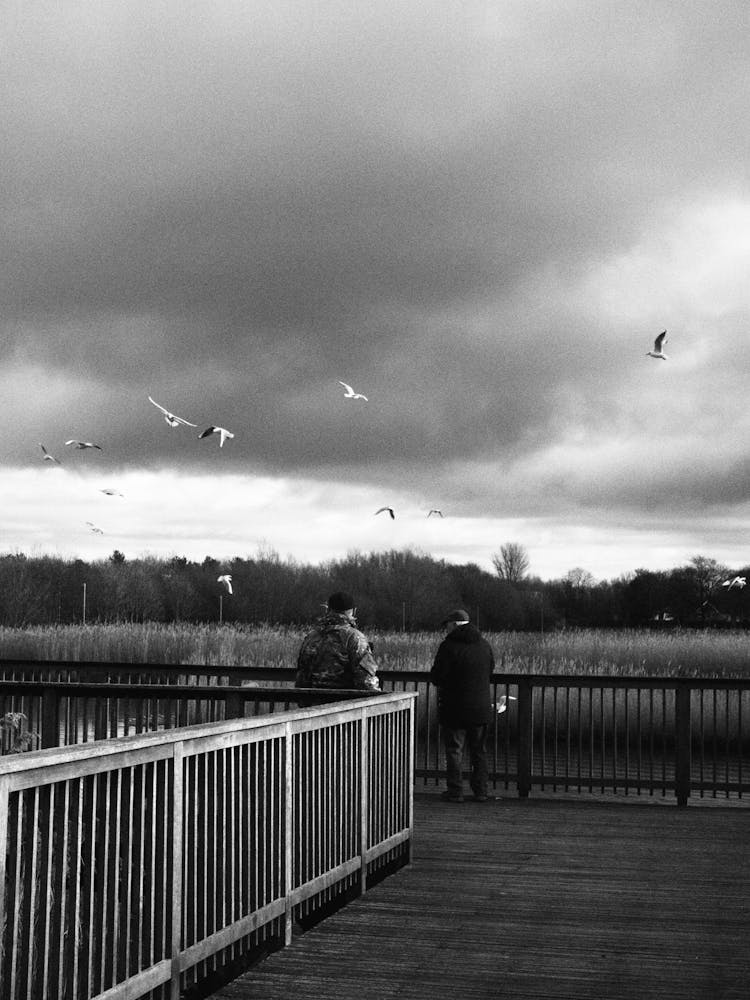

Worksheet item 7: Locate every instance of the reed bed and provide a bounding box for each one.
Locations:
[0,624,748,677]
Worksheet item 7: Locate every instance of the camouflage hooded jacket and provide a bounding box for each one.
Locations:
[295,611,380,691]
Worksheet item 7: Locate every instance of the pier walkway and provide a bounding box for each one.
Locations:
[212,792,749,1000]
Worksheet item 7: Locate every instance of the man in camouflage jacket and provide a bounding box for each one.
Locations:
[295,591,380,691]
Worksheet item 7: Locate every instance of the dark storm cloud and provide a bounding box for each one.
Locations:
[3,1,750,504]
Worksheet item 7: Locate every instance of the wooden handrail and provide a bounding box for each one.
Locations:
[0,692,416,1000]
[2,670,749,805]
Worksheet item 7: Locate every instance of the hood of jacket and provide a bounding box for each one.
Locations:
[444,622,483,645]
[317,610,357,633]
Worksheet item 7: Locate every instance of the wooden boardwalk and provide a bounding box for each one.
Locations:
[211,792,750,1000]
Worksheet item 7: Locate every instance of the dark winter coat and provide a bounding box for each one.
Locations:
[429,623,495,727]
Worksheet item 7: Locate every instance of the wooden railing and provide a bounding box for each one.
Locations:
[2,661,749,804]
[0,690,415,1000]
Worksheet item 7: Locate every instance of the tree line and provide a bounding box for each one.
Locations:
[1,545,749,631]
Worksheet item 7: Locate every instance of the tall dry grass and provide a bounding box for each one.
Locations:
[0,624,748,677]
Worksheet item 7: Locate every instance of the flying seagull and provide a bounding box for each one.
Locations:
[217,574,233,594]
[66,440,102,450]
[496,695,518,714]
[148,396,197,428]
[199,426,235,447]
[427,509,443,517]
[721,576,746,590]
[85,521,104,535]
[375,506,395,519]
[338,381,368,401]
[39,443,60,464]
[100,489,124,498]
[646,330,667,360]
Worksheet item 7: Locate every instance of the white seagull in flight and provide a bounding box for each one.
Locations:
[66,440,102,450]
[646,330,667,360]
[427,509,443,517]
[199,426,235,447]
[721,576,746,590]
[338,381,368,401]
[100,488,124,498]
[375,506,395,519]
[86,521,104,534]
[39,443,60,464]
[217,574,233,594]
[148,396,197,428]
[496,695,517,714]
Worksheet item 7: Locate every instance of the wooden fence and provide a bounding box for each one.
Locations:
[0,691,416,1000]
[2,660,750,803]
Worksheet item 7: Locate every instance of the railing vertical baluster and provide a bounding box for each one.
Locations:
[611,688,617,792]
[51,779,69,998]
[359,709,369,894]
[517,679,532,798]
[539,685,546,789]
[675,683,691,807]
[576,687,582,793]
[564,686,570,792]
[122,767,135,981]
[588,687,594,792]
[647,689,653,795]
[23,787,39,1000]
[739,691,744,798]
[284,723,293,946]
[40,688,58,750]
[624,689,630,796]
[599,688,607,792]
[169,742,184,1000]
[0,776,9,994]
[725,691,731,796]
[38,783,53,998]
[662,690,668,797]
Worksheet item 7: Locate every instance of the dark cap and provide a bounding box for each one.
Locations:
[328,591,355,612]
[441,608,470,625]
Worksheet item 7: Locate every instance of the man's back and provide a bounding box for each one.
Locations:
[296,610,379,690]
[430,622,494,726]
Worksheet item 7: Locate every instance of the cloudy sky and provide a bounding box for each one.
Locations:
[3,1,750,580]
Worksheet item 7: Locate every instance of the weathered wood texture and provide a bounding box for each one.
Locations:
[212,792,750,1000]
[3,665,750,807]
[0,694,416,1000]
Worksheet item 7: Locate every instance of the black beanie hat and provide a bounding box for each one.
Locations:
[328,591,355,612]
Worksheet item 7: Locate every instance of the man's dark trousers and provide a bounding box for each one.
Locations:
[443,724,489,798]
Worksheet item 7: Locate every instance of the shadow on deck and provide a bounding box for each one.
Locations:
[210,792,749,1000]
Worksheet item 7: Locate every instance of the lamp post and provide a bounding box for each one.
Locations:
[531,590,544,637]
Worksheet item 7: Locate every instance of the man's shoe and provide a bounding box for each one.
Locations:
[440,790,464,803]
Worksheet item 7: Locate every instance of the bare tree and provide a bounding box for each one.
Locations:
[565,567,596,590]
[688,555,729,612]
[492,543,530,584]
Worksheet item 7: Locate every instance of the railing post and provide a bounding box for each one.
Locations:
[169,741,184,1000]
[41,687,59,749]
[359,707,369,895]
[517,678,533,798]
[284,722,294,946]
[225,689,243,721]
[0,775,9,989]
[406,700,415,865]
[675,684,691,807]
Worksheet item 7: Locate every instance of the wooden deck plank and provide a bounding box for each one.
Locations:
[209,793,750,1000]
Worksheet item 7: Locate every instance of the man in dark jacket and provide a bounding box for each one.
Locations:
[296,591,380,691]
[429,609,494,802]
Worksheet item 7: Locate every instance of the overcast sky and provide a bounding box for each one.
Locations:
[3,1,750,580]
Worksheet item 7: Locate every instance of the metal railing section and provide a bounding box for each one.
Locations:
[1,662,749,803]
